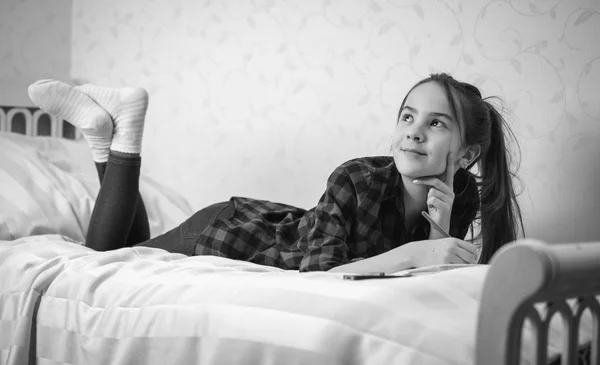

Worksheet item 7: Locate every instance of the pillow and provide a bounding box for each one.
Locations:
[0,132,194,241]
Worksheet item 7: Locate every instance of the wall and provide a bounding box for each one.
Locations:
[69,0,600,243]
[0,0,72,106]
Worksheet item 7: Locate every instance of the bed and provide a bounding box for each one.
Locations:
[0,105,598,365]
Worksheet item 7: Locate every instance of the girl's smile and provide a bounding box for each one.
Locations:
[401,148,427,156]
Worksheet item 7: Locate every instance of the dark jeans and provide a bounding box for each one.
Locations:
[87,151,232,254]
[135,201,233,255]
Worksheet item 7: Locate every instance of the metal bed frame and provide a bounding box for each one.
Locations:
[477,239,599,365]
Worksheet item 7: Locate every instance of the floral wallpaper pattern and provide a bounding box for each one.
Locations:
[5,0,600,242]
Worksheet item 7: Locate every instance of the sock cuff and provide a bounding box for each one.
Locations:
[110,137,143,155]
[108,151,142,166]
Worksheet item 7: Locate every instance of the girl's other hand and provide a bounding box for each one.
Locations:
[408,237,478,267]
[413,152,455,236]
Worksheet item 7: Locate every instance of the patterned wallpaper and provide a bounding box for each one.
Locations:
[0,0,72,105]
[7,0,600,243]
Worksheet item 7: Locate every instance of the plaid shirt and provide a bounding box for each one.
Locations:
[195,156,479,272]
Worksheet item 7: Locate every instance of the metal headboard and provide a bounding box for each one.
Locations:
[476,239,600,365]
[0,105,82,140]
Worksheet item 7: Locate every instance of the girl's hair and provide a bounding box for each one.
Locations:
[398,73,525,264]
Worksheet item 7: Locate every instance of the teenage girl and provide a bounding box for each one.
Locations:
[27,73,524,273]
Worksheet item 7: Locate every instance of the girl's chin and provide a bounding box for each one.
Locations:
[394,158,445,180]
[396,169,443,180]
[398,171,420,179]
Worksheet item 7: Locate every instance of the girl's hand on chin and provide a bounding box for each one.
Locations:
[410,237,479,266]
[413,152,455,235]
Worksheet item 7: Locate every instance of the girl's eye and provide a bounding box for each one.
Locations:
[430,119,445,128]
[400,114,413,122]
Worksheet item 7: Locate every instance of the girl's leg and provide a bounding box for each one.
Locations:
[74,86,235,254]
[28,80,231,255]
[28,80,150,251]
[86,149,144,251]
[135,201,233,256]
[78,82,151,245]
[94,161,150,246]
[76,84,150,250]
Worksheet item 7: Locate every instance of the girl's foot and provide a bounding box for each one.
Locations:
[27,79,113,162]
[76,84,149,155]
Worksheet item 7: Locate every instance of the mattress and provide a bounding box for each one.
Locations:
[1,235,593,365]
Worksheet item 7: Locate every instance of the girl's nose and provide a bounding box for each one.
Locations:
[406,130,423,142]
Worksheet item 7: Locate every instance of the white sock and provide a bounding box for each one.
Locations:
[28,79,113,162]
[76,84,149,155]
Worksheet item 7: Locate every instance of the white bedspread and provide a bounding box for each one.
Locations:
[0,235,592,365]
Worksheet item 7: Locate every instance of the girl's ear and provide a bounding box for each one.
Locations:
[459,145,481,168]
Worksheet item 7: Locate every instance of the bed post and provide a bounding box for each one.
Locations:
[475,239,600,365]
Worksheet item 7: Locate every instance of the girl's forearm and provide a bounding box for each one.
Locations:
[327,242,418,274]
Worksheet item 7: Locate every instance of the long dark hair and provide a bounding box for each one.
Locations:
[398,73,525,264]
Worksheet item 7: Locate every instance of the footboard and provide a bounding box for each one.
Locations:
[476,239,600,365]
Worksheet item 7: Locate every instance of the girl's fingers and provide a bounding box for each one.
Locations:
[455,239,479,256]
[449,243,476,264]
[444,246,470,264]
[453,252,473,264]
[460,246,477,263]
[427,195,440,208]
[427,196,451,216]
[428,187,452,206]
[413,177,453,195]
[454,250,475,264]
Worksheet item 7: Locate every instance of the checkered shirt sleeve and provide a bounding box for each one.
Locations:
[298,161,370,272]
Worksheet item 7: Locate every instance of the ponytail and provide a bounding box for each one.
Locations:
[477,100,525,263]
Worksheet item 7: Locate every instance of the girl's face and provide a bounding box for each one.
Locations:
[393,81,464,180]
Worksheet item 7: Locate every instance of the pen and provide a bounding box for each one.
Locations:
[421,211,451,238]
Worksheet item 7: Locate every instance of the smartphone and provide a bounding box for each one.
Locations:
[342,272,412,280]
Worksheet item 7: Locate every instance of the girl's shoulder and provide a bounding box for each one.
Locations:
[330,156,398,189]
[338,156,395,171]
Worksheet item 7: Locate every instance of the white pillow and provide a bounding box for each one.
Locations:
[0,132,193,241]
